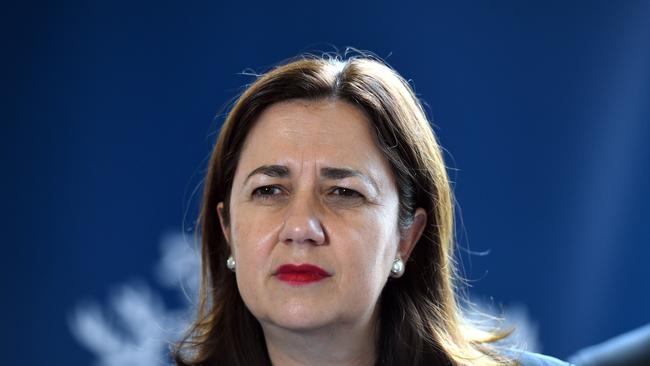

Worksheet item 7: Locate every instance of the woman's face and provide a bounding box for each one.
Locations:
[219,99,423,332]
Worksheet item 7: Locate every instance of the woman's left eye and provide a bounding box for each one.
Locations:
[330,187,364,199]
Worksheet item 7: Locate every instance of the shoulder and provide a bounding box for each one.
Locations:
[507,350,574,366]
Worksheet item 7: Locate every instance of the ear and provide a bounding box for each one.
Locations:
[216,202,231,246]
[398,208,427,263]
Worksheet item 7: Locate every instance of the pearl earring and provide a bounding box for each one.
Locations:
[226,255,236,271]
[390,257,405,278]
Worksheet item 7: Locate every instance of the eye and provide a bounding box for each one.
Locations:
[329,187,364,199]
[252,185,284,199]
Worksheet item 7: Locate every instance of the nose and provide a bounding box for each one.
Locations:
[278,193,326,246]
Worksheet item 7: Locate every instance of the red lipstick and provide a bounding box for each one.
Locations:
[275,264,331,285]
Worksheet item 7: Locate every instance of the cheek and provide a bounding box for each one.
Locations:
[230,207,281,266]
[335,210,399,295]
[229,208,283,312]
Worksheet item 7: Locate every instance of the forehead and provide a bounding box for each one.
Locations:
[237,99,390,175]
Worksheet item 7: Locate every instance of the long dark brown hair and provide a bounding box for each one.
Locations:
[172,53,513,366]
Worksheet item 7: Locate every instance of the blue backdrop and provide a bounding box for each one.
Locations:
[3,1,649,364]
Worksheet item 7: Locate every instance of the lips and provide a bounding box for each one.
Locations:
[275,264,331,285]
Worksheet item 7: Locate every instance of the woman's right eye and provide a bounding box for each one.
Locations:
[252,185,283,198]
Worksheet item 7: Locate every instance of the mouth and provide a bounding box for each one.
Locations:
[274,264,332,285]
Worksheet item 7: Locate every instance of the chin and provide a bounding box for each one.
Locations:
[262,298,340,332]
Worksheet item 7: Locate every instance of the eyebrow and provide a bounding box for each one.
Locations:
[320,167,379,193]
[244,165,290,185]
[243,165,380,193]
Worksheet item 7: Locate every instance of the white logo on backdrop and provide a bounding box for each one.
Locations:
[69,232,199,366]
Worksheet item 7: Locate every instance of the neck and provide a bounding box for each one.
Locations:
[261,315,379,366]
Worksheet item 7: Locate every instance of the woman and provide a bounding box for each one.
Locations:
[173,53,571,366]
